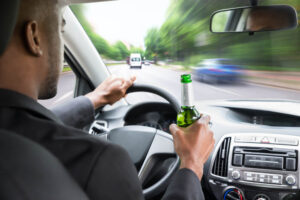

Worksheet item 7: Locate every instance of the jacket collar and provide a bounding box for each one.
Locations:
[0,89,63,124]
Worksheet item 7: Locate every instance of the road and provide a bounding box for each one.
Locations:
[39,64,300,108]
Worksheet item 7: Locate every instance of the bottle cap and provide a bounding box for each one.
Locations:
[181,74,192,83]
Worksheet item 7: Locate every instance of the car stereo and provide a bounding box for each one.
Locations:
[208,133,300,200]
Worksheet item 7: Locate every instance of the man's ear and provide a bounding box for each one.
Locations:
[25,21,43,57]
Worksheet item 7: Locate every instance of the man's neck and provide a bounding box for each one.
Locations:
[0,38,42,100]
[0,83,38,101]
[0,64,39,100]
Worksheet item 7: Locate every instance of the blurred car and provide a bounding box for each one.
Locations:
[192,58,244,84]
[144,60,151,66]
[130,53,142,69]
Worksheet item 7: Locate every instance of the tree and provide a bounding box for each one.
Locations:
[144,28,165,61]
[113,41,130,60]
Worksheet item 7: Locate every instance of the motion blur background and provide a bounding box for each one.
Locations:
[40,0,300,107]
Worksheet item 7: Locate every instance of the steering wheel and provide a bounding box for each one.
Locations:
[107,83,180,199]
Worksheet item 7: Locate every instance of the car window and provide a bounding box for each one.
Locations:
[71,0,300,105]
[132,58,140,61]
[38,61,76,109]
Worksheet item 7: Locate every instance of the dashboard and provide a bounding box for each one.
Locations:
[201,100,300,200]
[92,100,300,200]
[209,133,299,200]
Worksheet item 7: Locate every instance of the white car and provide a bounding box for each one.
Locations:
[130,53,142,69]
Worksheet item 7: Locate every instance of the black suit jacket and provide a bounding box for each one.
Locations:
[0,89,204,200]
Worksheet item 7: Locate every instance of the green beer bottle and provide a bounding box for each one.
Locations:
[177,74,200,127]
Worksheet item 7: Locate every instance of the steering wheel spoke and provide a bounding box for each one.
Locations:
[138,130,175,182]
[138,130,179,198]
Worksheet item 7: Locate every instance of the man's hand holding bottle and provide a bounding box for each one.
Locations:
[170,74,215,181]
[170,115,215,180]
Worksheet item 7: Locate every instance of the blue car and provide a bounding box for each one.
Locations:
[192,59,244,84]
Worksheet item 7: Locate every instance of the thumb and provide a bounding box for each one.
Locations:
[169,124,183,139]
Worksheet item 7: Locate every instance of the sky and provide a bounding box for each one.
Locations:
[84,0,171,48]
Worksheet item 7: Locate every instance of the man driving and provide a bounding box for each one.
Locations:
[0,0,215,199]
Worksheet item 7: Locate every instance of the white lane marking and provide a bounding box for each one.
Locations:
[54,91,73,104]
[203,84,241,97]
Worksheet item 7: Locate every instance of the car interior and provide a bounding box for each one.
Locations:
[1,0,300,200]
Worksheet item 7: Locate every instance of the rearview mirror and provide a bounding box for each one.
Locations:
[210,5,298,33]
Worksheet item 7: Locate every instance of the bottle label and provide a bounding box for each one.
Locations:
[181,82,194,107]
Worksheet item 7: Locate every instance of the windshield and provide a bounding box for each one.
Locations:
[132,58,141,62]
[71,0,300,105]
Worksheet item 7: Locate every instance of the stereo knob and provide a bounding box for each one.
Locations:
[254,194,270,200]
[256,198,267,200]
[232,170,240,180]
[286,175,296,186]
[223,187,244,200]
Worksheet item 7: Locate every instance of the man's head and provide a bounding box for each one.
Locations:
[246,7,292,32]
[0,0,64,99]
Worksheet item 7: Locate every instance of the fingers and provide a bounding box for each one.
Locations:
[108,76,135,92]
[169,124,183,139]
[198,115,211,125]
[121,79,133,91]
[169,124,179,137]
[169,124,184,151]
[121,76,135,91]
[106,77,125,88]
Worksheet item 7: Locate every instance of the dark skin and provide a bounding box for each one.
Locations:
[0,21,49,99]
[0,2,214,181]
[246,8,291,32]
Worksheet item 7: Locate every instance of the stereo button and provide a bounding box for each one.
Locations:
[270,179,282,184]
[256,136,276,144]
[276,137,298,146]
[286,158,296,171]
[258,178,268,183]
[271,175,280,179]
[244,176,256,182]
[233,154,243,166]
[245,172,254,177]
[258,174,267,178]
[235,136,256,143]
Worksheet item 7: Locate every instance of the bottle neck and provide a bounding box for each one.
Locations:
[181,82,194,107]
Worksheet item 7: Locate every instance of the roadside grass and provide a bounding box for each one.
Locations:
[155,64,171,69]
[106,63,126,66]
[62,66,72,72]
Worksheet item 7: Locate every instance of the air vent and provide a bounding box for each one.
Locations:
[212,137,231,177]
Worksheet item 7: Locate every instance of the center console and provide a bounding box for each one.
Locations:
[208,133,300,200]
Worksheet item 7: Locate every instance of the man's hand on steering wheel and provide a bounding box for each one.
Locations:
[170,115,215,180]
[85,75,136,109]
